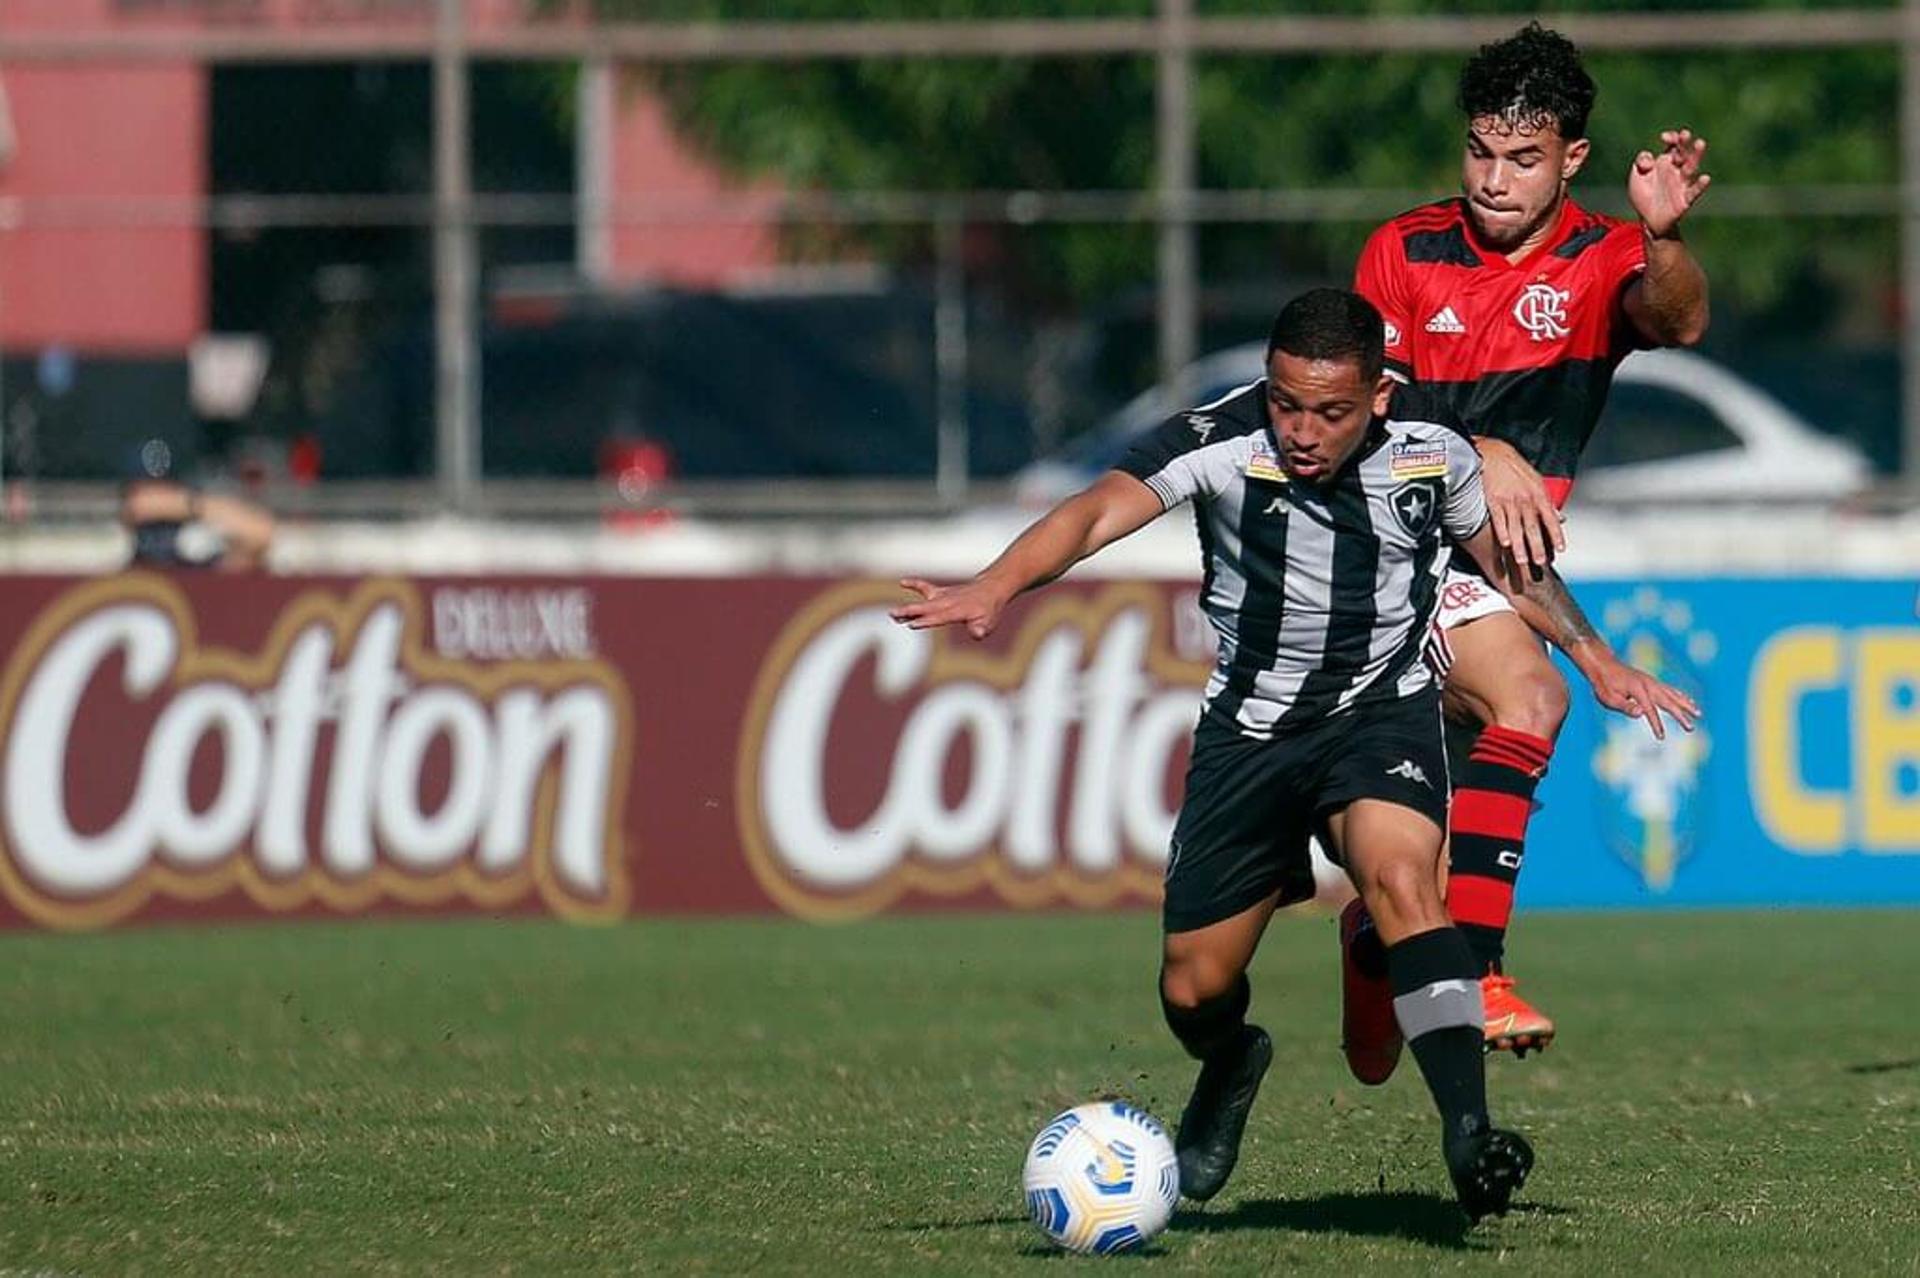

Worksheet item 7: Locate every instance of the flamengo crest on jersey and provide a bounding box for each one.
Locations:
[1513,284,1571,341]
[1115,382,1488,738]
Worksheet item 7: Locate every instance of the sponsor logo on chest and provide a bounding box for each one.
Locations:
[1245,437,1290,484]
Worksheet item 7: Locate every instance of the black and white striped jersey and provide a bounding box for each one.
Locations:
[1117,380,1488,738]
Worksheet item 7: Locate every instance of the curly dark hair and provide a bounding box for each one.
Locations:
[1267,289,1384,383]
[1457,22,1596,141]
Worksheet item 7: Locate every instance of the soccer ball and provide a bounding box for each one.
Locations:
[1021,1101,1180,1254]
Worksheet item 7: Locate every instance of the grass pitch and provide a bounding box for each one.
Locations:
[0,910,1915,1273]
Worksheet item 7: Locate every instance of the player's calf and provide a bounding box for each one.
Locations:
[1160,971,1272,1202]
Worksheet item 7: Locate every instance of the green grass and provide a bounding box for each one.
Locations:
[0,911,1916,1273]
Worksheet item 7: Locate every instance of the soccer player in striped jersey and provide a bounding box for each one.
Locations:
[892,289,1695,1220]
[1347,23,1713,1071]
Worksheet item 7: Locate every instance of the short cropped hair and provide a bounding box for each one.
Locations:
[1458,22,1596,141]
[1266,289,1385,384]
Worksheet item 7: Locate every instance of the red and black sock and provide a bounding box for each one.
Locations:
[1445,724,1553,976]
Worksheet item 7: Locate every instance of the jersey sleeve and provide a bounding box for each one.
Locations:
[1353,223,1415,382]
[1114,416,1231,509]
[1441,432,1489,540]
[1599,221,1655,352]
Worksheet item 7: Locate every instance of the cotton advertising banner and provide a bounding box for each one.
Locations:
[0,572,1914,929]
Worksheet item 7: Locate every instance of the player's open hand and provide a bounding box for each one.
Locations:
[1629,128,1711,239]
[890,577,1010,640]
[1588,652,1700,741]
[1476,437,1564,573]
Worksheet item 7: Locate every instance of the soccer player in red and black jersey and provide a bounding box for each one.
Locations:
[1344,23,1709,1078]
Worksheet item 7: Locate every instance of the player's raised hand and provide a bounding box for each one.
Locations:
[890,577,1009,640]
[1629,128,1711,238]
[1586,653,1700,741]
[1475,437,1564,573]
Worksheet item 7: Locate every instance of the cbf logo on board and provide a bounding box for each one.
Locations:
[1589,587,1714,892]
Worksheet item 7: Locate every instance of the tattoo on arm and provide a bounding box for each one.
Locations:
[1522,567,1602,651]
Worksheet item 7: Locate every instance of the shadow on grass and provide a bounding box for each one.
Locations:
[1174,1190,1572,1250]
[1845,1058,1920,1076]
[884,1211,1031,1232]
[886,1193,1572,1257]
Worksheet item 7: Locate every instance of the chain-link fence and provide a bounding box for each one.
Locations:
[1,2,1913,518]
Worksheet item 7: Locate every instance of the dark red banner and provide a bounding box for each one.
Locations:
[0,573,1215,928]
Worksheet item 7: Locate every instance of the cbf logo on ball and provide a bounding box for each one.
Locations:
[735,581,1212,921]
[1589,586,1715,892]
[0,576,632,929]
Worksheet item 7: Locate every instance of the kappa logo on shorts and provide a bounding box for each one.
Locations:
[1386,759,1432,789]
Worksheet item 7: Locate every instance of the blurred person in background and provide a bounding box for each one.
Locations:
[1344,23,1712,1077]
[121,439,275,571]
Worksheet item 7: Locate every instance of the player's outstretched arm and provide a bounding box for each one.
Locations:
[1623,128,1711,347]
[890,471,1166,640]
[1458,522,1699,740]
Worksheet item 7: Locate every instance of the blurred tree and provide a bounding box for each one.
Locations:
[570,0,1897,322]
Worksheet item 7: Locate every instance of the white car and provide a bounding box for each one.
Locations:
[1016,345,1870,505]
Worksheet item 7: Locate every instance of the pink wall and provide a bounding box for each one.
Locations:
[0,64,206,353]
[604,73,780,288]
[0,0,784,354]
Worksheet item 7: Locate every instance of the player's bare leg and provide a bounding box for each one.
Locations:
[1442,611,1567,1058]
[1340,828,1452,1087]
[1326,800,1534,1221]
[1161,894,1280,1202]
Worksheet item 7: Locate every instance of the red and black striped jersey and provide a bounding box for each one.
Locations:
[1353,196,1649,507]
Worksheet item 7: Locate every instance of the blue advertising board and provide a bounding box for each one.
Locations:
[1528,578,1920,908]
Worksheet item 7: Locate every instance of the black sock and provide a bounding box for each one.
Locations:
[1160,972,1249,1062]
[1385,928,1488,1141]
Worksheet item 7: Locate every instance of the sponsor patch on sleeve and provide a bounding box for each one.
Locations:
[1389,441,1449,480]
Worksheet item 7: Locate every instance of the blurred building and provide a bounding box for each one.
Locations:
[0,0,784,481]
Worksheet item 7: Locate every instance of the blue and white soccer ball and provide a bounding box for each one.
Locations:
[1021,1101,1180,1254]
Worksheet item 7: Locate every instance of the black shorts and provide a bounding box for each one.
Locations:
[1162,686,1450,934]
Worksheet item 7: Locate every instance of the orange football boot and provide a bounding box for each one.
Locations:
[1481,973,1555,1057]
[1339,900,1402,1085]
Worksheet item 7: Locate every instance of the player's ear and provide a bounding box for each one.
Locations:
[1561,136,1590,182]
[1370,374,1395,418]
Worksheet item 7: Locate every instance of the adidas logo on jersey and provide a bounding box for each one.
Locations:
[1425,306,1466,334]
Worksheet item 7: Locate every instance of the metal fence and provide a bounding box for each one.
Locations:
[2,2,1917,518]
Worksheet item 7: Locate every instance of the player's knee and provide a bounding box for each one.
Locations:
[1356,857,1441,923]
[1491,664,1569,738]
[1158,953,1238,1011]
